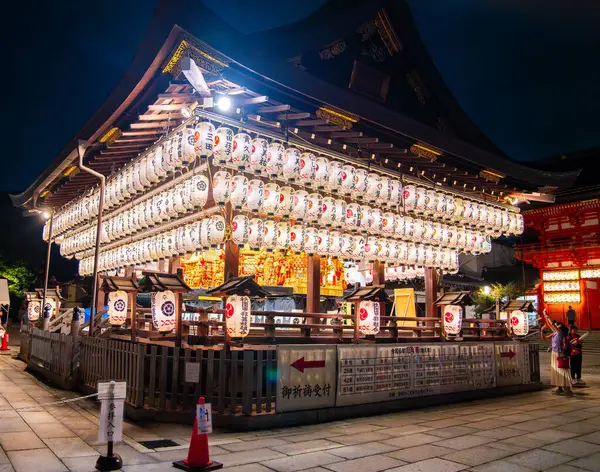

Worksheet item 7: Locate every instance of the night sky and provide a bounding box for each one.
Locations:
[4,0,600,191]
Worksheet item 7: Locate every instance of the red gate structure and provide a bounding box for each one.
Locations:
[515,199,600,329]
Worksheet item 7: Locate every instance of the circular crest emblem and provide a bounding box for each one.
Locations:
[114,300,126,312]
[162,301,175,316]
[444,312,454,323]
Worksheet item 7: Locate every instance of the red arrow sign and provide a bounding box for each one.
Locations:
[500,350,516,360]
[291,357,326,373]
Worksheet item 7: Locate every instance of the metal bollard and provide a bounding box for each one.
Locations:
[41,304,51,331]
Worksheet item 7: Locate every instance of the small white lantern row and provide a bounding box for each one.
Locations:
[107,290,128,327]
[510,310,529,336]
[358,301,380,336]
[151,290,177,333]
[443,305,463,335]
[225,295,251,338]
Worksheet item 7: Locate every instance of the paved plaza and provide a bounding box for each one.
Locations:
[1,349,600,472]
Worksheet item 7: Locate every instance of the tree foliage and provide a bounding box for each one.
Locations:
[0,254,39,298]
[471,282,521,315]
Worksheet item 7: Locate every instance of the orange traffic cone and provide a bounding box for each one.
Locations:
[0,332,8,351]
[173,397,222,472]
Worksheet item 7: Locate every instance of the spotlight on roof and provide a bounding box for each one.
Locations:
[217,96,232,111]
[42,211,51,220]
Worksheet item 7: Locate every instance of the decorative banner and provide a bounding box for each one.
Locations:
[108,290,128,327]
[28,300,41,322]
[151,290,177,333]
[225,295,251,337]
[358,301,380,335]
[510,310,529,336]
[443,305,463,335]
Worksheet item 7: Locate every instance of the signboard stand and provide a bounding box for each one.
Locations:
[96,381,125,471]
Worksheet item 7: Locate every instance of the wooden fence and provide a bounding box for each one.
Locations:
[27,328,76,388]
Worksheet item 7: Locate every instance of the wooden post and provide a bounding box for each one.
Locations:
[175,292,183,348]
[93,285,105,337]
[169,256,181,274]
[130,292,137,343]
[306,254,321,314]
[223,240,239,282]
[424,268,438,320]
[372,261,385,286]
[353,302,360,343]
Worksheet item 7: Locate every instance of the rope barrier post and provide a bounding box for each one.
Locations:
[95,381,123,471]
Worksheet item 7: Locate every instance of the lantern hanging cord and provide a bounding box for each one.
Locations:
[0,391,100,412]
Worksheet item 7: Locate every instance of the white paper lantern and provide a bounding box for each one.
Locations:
[290,190,309,221]
[307,193,323,223]
[138,158,150,188]
[289,225,305,254]
[403,185,417,213]
[340,233,354,260]
[263,183,281,216]
[415,187,427,215]
[108,290,128,327]
[232,132,252,170]
[44,298,58,321]
[422,220,433,243]
[28,300,41,322]
[316,229,330,256]
[377,176,392,207]
[369,208,383,235]
[358,205,371,234]
[425,189,437,216]
[388,179,402,208]
[163,137,180,171]
[231,215,249,247]
[314,157,330,189]
[445,195,455,221]
[181,127,201,165]
[358,301,380,336]
[516,213,524,235]
[266,142,285,177]
[262,220,277,250]
[463,200,474,223]
[190,174,210,209]
[225,295,251,338]
[276,186,294,218]
[345,203,360,232]
[333,199,346,229]
[448,226,458,248]
[443,305,462,335]
[299,152,316,184]
[394,216,406,240]
[230,174,249,210]
[249,137,268,175]
[341,164,356,195]
[510,310,529,336]
[214,127,234,166]
[212,171,231,206]
[349,235,364,261]
[452,198,464,224]
[248,218,264,249]
[388,240,400,263]
[199,218,210,250]
[435,192,446,219]
[365,173,380,203]
[382,213,395,236]
[276,221,291,251]
[327,160,343,192]
[329,231,342,257]
[153,146,168,179]
[321,197,336,226]
[364,236,379,261]
[151,290,177,333]
[282,147,301,182]
[196,121,215,159]
[353,168,368,199]
[303,227,318,255]
[246,179,264,213]
[207,215,226,247]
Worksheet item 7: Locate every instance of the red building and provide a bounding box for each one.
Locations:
[516,198,600,329]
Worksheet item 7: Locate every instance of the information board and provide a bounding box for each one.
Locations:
[495,342,525,386]
[276,345,337,412]
[337,343,496,406]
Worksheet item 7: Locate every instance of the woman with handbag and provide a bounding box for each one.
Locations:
[541,310,573,396]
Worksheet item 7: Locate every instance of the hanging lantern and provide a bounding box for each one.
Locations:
[340,233,354,260]
[369,208,383,235]
[387,240,400,264]
[414,187,427,215]
[303,227,318,255]
[232,132,252,170]
[424,189,437,216]
[477,204,488,229]
[333,199,346,229]
[213,127,234,166]
[289,225,305,254]
[164,229,177,257]
[431,222,442,245]
[231,215,249,247]
[316,229,330,256]
[212,171,231,206]
[27,300,41,322]
[394,216,405,240]
[486,205,496,231]
[190,174,210,209]
[290,190,309,221]
[448,226,458,248]
[378,238,391,261]
[456,227,467,250]
[443,305,463,335]
[422,220,433,243]
[462,200,474,224]
[439,224,449,246]
[351,234,366,260]
[510,310,529,336]
[207,215,226,248]
[266,142,285,177]
[403,185,417,213]
[388,179,402,208]
[276,186,294,218]
[196,121,215,159]
[327,160,343,192]
[516,213,524,235]
[501,210,510,233]
[248,218,264,249]
[341,164,356,195]
[470,202,480,226]
[138,159,150,189]
[276,221,291,251]
[482,235,492,253]
[282,147,301,182]
[406,244,418,265]
[225,295,251,338]
[358,205,371,234]
[314,157,330,189]
[353,168,368,198]
[153,146,169,180]
[263,183,281,216]
[321,197,335,226]
[163,137,179,171]
[364,236,379,261]
[445,195,455,221]
[299,152,316,185]
[358,301,380,336]
[329,231,342,257]
[230,174,249,210]
[435,192,447,219]
[151,290,177,333]
[307,193,323,223]
[182,127,201,165]
[246,179,265,213]
[44,298,57,321]
[377,175,392,207]
[412,218,424,243]
[249,137,268,175]
[365,173,380,203]
[345,203,360,232]
[108,290,128,327]
[163,190,176,220]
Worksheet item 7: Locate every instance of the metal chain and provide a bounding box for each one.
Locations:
[0,392,99,412]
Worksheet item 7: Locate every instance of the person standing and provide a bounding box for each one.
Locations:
[541,310,573,396]
[566,306,576,328]
[568,326,584,386]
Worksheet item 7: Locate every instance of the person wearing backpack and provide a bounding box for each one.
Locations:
[541,310,573,396]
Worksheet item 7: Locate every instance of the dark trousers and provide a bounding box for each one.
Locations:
[570,354,582,379]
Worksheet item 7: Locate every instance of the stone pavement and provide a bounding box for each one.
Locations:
[2,349,600,472]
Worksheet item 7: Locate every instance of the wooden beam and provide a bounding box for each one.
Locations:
[295,119,329,126]
[241,95,268,105]
[157,93,195,100]
[147,104,186,111]
[130,121,173,129]
[256,104,290,113]
[306,254,321,314]
[276,112,310,120]
[138,113,184,121]
[329,131,363,138]
[106,144,146,150]
[372,261,385,286]
[121,130,161,136]
[344,137,379,143]
[114,137,156,143]
[312,125,345,132]
[367,143,395,149]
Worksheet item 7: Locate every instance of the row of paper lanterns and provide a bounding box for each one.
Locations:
[43,120,522,241]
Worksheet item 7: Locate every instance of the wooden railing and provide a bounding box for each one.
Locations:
[27,328,75,388]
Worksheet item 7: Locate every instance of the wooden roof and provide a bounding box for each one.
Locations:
[434,291,474,306]
[344,285,390,302]
[206,276,272,298]
[139,272,190,293]
[100,276,139,293]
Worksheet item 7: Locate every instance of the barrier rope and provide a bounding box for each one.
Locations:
[0,392,99,412]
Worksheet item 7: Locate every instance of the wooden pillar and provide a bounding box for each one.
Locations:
[169,256,181,274]
[175,292,183,348]
[223,240,239,282]
[372,261,385,286]
[424,268,438,319]
[129,292,137,343]
[307,254,321,314]
[93,283,105,337]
